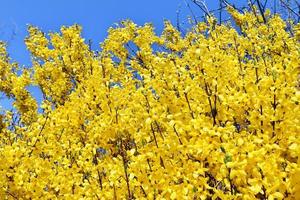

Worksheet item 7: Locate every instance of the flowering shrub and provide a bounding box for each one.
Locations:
[0,7,299,199]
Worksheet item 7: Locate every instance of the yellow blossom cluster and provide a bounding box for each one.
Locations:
[0,7,299,199]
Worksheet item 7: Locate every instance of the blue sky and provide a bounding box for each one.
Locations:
[0,0,244,109]
[0,0,236,64]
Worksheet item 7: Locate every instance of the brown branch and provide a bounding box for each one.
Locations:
[97,169,103,190]
[150,123,159,148]
[173,124,183,145]
[29,115,49,156]
[184,92,195,119]
[154,121,164,140]
[121,140,132,199]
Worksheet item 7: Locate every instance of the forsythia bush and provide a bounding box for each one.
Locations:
[0,7,299,200]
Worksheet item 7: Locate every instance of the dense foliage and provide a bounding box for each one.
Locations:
[0,6,299,199]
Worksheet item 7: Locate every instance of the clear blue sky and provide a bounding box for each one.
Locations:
[0,0,244,109]
[0,0,238,64]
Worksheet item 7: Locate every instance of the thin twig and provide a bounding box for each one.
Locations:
[185,0,199,24]
[280,0,300,18]
[257,0,267,23]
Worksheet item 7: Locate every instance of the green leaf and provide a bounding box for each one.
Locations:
[220,146,226,153]
[224,154,232,164]
[192,186,197,193]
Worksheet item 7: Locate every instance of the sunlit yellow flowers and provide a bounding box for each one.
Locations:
[0,7,299,199]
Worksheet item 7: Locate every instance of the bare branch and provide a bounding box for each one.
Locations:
[184,0,199,24]
[257,0,267,23]
[280,0,300,18]
[190,0,211,18]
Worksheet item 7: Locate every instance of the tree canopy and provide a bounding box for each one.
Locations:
[0,5,300,199]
